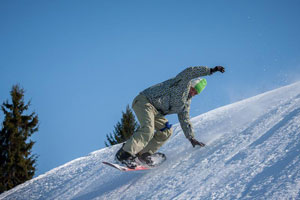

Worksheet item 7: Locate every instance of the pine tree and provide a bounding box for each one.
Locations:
[0,85,39,194]
[105,105,139,147]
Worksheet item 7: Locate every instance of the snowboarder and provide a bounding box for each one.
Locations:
[116,66,225,168]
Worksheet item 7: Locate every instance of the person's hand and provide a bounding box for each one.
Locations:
[211,66,225,74]
[189,138,206,147]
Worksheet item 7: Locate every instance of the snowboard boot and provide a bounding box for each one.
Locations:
[115,147,137,169]
[137,152,155,167]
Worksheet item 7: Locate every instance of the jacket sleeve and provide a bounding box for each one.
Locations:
[177,104,194,139]
[176,66,211,80]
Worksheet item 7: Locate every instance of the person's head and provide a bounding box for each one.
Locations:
[189,78,207,97]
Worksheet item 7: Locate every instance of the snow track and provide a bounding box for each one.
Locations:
[1,82,300,200]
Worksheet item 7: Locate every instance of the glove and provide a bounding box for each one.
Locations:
[210,66,225,74]
[189,138,206,148]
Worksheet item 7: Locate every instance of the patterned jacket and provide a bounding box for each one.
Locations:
[141,66,211,139]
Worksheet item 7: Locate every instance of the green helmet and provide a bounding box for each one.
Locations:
[192,78,207,94]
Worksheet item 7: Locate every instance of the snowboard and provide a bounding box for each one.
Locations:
[102,161,150,171]
[103,152,166,172]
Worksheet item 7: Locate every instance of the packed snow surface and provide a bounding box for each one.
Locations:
[1,82,300,200]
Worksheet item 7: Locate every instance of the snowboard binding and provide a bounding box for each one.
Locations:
[137,152,166,168]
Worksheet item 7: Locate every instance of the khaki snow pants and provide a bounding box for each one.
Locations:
[123,94,173,155]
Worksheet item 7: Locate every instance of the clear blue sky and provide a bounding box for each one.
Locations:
[1,0,300,176]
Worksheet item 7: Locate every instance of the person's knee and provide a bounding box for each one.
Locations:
[165,128,173,139]
[155,128,173,141]
[134,125,154,142]
[157,121,173,140]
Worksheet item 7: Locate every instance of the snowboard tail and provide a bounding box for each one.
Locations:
[102,161,150,171]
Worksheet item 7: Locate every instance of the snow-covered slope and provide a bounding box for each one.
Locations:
[1,82,300,200]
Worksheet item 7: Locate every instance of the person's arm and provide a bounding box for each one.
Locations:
[176,66,225,81]
[176,66,211,80]
[178,106,194,139]
[178,106,205,147]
